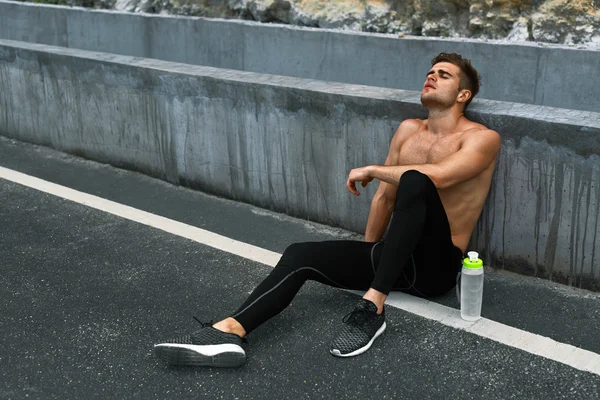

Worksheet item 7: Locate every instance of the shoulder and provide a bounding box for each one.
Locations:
[398,118,425,132]
[461,127,501,154]
[462,126,500,142]
[392,118,423,142]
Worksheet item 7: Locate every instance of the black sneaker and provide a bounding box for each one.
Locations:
[154,322,246,367]
[330,299,386,357]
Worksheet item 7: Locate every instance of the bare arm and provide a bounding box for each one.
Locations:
[347,129,501,195]
[363,120,418,242]
[364,192,394,242]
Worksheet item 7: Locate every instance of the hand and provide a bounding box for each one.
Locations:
[346,166,373,196]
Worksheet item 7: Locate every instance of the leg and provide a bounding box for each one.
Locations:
[227,240,379,335]
[330,170,463,357]
[155,240,379,367]
[366,170,463,311]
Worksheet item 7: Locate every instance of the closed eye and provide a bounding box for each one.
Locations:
[426,69,453,78]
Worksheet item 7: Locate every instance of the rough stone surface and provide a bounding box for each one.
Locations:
[15,0,600,48]
[1,39,599,289]
[531,0,600,45]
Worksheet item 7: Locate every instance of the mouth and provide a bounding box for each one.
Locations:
[423,83,436,90]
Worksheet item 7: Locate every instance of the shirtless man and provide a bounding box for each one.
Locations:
[154,53,501,367]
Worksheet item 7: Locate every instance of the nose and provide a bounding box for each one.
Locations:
[424,75,436,87]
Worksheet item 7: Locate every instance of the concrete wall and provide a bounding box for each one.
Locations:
[1,39,599,289]
[1,1,599,113]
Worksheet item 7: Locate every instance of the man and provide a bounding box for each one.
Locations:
[154,53,501,367]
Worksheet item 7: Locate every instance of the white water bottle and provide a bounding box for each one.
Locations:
[460,251,484,321]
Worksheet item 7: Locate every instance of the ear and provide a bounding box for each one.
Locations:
[457,89,472,104]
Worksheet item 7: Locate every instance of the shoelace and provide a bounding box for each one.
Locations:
[193,316,213,328]
[193,316,248,343]
[342,308,372,326]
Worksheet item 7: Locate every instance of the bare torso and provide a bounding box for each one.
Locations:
[398,118,497,253]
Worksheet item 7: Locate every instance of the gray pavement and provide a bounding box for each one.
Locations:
[1,136,600,399]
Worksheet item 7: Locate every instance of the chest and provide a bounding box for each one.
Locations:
[399,134,462,164]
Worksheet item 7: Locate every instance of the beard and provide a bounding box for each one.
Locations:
[420,91,456,110]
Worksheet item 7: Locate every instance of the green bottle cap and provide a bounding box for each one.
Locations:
[463,251,483,269]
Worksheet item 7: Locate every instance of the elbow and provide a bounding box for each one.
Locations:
[432,176,452,190]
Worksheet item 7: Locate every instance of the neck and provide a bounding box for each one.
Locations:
[426,107,464,135]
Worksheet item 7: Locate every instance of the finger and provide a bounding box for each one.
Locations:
[346,178,360,196]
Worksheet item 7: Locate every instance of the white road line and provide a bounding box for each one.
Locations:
[0,166,281,267]
[1,165,599,376]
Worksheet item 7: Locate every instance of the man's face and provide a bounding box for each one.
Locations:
[420,62,464,110]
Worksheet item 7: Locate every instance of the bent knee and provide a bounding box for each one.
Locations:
[282,242,313,257]
[279,242,317,269]
[400,169,431,187]
[393,170,435,208]
[396,170,434,198]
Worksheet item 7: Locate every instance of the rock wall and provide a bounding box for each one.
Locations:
[121,0,599,47]
[13,0,599,48]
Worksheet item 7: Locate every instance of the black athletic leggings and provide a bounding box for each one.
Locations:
[231,170,464,334]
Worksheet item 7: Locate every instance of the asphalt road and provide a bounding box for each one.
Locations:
[1,136,599,399]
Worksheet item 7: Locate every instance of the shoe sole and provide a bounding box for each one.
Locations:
[330,321,386,358]
[154,343,246,367]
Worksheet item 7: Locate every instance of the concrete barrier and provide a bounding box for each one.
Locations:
[1,0,599,113]
[1,39,599,289]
